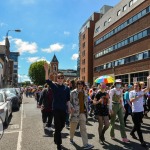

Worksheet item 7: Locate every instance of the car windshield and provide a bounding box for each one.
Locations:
[6,92,16,97]
[4,88,16,95]
[0,93,4,102]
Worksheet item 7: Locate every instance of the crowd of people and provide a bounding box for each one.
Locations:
[22,64,150,150]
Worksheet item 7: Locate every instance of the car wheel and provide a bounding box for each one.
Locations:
[4,112,9,127]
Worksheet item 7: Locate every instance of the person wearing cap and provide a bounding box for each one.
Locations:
[109,79,129,143]
[44,63,71,150]
[123,85,132,127]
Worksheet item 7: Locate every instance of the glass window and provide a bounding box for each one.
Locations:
[141,9,146,16]
[118,43,121,48]
[108,17,111,22]
[130,56,135,62]
[95,26,100,33]
[121,41,125,47]
[125,57,130,64]
[143,30,147,37]
[124,39,128,45]
[134,34,138,41]
[143,51,149,59]
[129,18,132,24]
[104,21,107,26]
[14,65,18,68]
[117,10,121,16]
[115,44,118,50]
[137,12,142,19]
[129,0,133,7]
[138,32,143,39]
[132,15,138,22]
[115,60,119,66]
[129,36,133,43]
[123,5,127,12]
[108,63,112,68]
[124,21,128,27]
[137,53,143,60]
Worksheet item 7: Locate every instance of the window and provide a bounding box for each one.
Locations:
[137,53,143,60]
[129,36,133,43]
[108,17,111,23]
[143,30,147,37]
[117,10,121,16]
[141,9,146,16]
[143,51,149,59]
[115,60,119,66]
[133,34,138,41]
[132,15,138,22]
[137,12,142,19]
[123,5,127,12]
[95,26,100,33]
[130,56,135,62]
[82,42,85,47]
[129,0,133,7]
[137,32,142,39]
[14,65,18,68]
[14,70,17,73]
[83,34,85,39]
[104,21,107,26]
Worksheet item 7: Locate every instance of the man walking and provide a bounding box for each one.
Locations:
[69,80,94,149]
[44,63,71,150]
[39,83,53,132]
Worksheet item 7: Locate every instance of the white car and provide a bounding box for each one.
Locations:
[0,91,12,126]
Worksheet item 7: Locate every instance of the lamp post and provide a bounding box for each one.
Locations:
[6,29,21,37]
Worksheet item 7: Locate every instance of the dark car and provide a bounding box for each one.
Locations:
[1,88,22,104]
[5,92,20,111]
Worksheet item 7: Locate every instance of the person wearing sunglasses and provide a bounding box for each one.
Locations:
[44,63,71,150]
[69,80,94,150]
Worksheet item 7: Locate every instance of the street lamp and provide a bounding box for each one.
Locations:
[6,29,21,37]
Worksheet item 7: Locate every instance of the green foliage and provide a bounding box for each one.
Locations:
[28,61,47,85]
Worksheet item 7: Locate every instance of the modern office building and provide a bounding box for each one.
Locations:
[9,52,20,86]
[78,12,101,86]
[93,0,150,85]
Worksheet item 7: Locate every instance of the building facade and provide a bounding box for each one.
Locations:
[9,52,20,87]
[78,12,101,86]
[93,0,150,85]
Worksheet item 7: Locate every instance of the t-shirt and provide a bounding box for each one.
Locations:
[124,91,130,105]
[94,91,108,116]
[129,90,144,113]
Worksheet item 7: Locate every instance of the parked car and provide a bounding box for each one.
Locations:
[1,88,22,104]
[0,91,12,126]
[15,88,23,103]
[5,92,20,111]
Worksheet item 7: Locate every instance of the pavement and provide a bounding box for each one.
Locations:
[0,95,150,150]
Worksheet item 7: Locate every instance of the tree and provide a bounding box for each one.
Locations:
[28,61,47,85]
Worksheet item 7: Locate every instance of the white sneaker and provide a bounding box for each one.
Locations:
[75,129,80,132]
[45,127,54,131]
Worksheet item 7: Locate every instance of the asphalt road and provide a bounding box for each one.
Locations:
[0,95,150,150]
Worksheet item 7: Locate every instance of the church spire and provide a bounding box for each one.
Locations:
[51,54,59,63]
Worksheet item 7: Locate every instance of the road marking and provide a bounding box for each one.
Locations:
[4,130,20,134]
[10,124,20,129]
[17,103,23,150]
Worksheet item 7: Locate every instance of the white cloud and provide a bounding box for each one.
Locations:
[42,43,64,53]
[64,31,70,36]
[71,53,79,60]
[13,38,38,54]
[27,57,50,64]
[18,74,31,82]
[27,57,39,63]
[74,66,77,69]
[72,44,77,50]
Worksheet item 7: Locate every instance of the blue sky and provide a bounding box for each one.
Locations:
[0,0,120,82]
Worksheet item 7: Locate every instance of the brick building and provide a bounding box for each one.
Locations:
[93,0,150,85]
[78,12,101,86]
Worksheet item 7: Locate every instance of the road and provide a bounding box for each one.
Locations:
[0,95,150,150]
